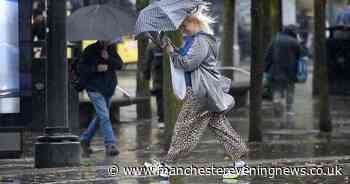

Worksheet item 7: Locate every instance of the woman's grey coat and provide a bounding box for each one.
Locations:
[170,33,235,113]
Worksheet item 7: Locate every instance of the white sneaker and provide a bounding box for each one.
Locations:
[157,123,165,129]
[234,160,247,168]
[223,160,248,180]
[144,160,170,179]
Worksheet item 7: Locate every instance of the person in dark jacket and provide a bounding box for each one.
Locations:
[79,40,123,157]
[144,43,164,124]
[265,25,302,115]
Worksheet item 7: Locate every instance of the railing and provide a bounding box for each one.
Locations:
[216,66,251,76]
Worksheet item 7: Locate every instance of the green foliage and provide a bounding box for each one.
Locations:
[136,0,150,11]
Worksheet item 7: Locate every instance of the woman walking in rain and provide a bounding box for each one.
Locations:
[146,5,249,180]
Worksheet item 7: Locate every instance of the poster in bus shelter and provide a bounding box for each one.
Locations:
[0,0,20,113]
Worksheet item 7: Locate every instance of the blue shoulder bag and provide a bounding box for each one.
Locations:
[296,57,308,83]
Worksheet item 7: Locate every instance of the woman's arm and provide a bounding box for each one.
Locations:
[170,36,209,72]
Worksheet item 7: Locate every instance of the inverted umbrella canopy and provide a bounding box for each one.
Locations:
[67,4,136,41]
[134,0,204,36]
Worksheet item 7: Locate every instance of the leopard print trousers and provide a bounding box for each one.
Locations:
[163,88,249,163]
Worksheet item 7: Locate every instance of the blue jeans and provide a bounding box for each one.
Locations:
[272,83,295,113]
[80,92,117,145]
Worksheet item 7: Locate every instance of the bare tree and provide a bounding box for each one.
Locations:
[270,0,282,34]
[264,0,282,44]
[221,0,236,80]
[249,0,265,142]
[163,32,183,149]
[314,0,332,132]
[136,0,152,120]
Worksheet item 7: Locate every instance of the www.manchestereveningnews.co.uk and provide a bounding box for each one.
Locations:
[108,164,343,178]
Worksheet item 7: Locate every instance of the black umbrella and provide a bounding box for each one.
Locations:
[67,3,137,41]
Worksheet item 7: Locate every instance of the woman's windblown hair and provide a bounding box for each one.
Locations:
[187,2,216,35]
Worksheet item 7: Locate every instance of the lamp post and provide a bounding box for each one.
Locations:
[34,0,80,168]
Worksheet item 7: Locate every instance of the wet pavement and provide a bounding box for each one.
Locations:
[1,70,350,183]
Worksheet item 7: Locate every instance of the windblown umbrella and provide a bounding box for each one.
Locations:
[135,0,205,100]
[134,0,204,36]
[67,4,136,41]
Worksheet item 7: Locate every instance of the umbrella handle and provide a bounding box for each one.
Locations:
[163,37,179,52]
[144,32,179,52]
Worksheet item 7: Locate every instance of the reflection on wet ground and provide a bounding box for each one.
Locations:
[2,71,350,183]
[2,163,349,184]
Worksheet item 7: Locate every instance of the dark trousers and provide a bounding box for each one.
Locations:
[152,89,164,122]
